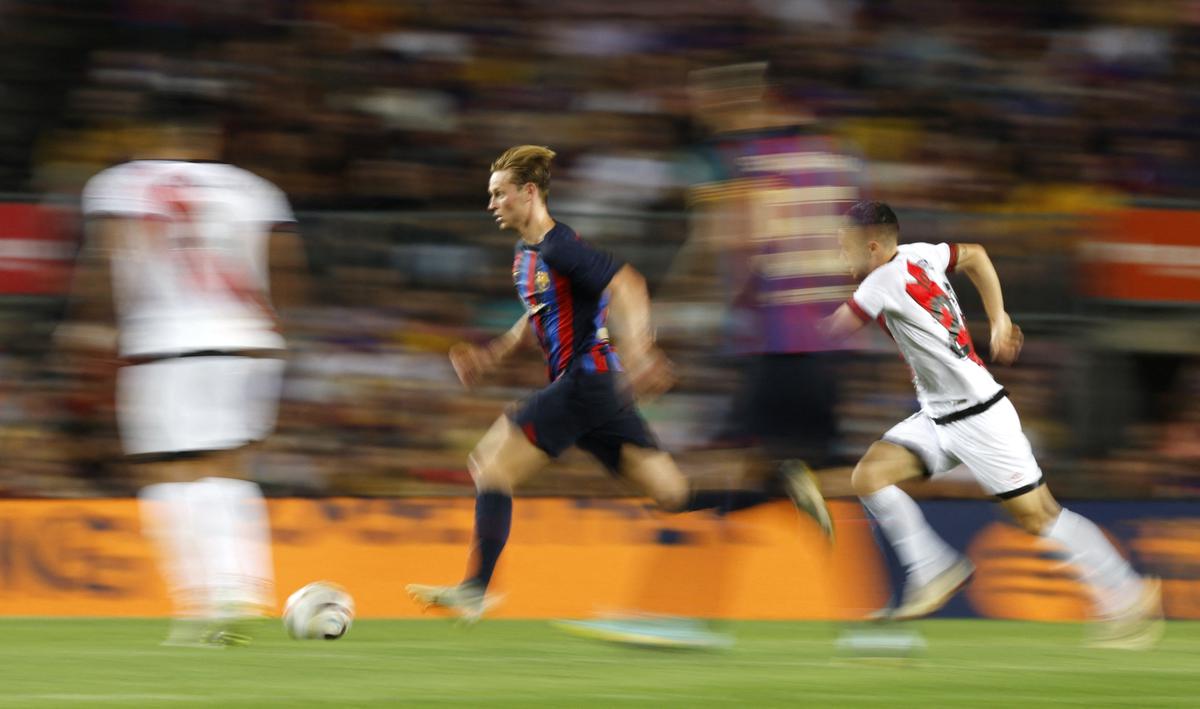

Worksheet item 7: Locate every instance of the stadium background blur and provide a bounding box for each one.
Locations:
[1,0,1198,502]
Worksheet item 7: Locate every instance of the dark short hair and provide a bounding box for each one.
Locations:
[845,201,899,230]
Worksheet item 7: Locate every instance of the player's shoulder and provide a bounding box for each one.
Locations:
[858,261,898,293]
[540,221,580,251]
[83,160,157,193]
[82,160,173,214]
[864,248,916,284]
[216,165,293,222]
[897,242,937,258]
[546,221,578,243]
[898,241,951,271]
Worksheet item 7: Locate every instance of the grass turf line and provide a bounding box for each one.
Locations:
[0,619,1195,708]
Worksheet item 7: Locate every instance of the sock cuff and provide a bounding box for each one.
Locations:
[475,492,513,534]
[477,491,513,507]
[138,481,188,503]
[1043,507,1074,537]
[860,484,904,510]
[200,477,264,494]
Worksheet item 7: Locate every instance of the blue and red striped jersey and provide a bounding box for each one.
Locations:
[513,222,623,382]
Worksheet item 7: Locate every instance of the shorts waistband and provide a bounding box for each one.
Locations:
[932,388,1008,425]
[125,349,283,365]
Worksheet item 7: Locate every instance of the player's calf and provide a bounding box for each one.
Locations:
[1001,484,1062,536]
[1023,493,1153,631]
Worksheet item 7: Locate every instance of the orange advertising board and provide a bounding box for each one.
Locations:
[0,498,886,619]
[2,498,1196,620]
[1082,208,1200,303]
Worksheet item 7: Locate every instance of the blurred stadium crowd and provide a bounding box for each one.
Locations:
[0,0,1197,498]
[7,1,1200,207]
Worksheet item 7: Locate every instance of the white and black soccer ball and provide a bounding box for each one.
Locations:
[283,581,355,640]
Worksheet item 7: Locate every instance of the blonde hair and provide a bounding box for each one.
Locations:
[491,145,556,201]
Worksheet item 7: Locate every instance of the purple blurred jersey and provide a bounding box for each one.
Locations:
[694,127,861,354]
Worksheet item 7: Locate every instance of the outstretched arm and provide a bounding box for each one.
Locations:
[954,243,1022,364]
[819,302,870,343]
[449,313,531,389]
[488,312,532,362]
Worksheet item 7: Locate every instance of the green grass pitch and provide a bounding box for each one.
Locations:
[0,619,1195,707]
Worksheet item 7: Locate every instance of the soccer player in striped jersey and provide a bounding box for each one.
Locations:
[407,145,832,621]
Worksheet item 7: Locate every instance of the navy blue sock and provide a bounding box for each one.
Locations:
[466,491,512,591]
[683,489,771,515]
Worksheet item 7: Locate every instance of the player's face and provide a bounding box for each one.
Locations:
[487,170,529,231]
[838,227,872,280]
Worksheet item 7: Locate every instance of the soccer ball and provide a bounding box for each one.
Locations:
[283,581,355,640]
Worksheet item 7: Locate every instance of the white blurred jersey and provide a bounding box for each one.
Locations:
[847,242,1002,419]
[82,160,293,357]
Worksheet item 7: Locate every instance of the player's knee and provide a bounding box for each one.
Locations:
[652,478,689,513]
[468,453,511,493]
[851,463,886,497]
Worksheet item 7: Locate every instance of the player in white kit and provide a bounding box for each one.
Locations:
[820,201,1161,648]
[69,100,303,646]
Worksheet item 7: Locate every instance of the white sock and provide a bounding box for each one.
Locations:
[861,485,959,587]
[138,482,208,618]
[1043,508,1143,618]
[191,477,275,616]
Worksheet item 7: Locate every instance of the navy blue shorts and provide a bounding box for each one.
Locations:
[507,369,658,474]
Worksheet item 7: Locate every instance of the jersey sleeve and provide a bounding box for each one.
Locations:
[541,231,623,295]
[846,268,893,322]
[255,176,295,226]
[944,242,959,273]
[907,242,956,274]
[81,165,170,219]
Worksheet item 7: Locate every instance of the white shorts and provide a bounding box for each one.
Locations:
[881,397,1043,498]
[117,356,286,457]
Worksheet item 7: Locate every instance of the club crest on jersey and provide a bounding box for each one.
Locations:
[535,271,551,293]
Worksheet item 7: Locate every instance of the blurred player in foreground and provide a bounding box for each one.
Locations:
[64,97,305,646]
[684,61,860,496]
[821,201,1161,648]
[407,145,830,621]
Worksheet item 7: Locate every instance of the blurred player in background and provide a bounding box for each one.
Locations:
[682,61,861,498]
[407,145,830,621]
[822,201,1161,648]
[63,95,306,646]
